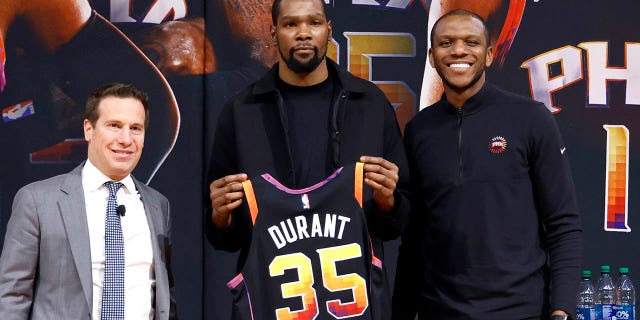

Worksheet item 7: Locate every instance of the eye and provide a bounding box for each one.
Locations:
[131,126,144,134]
[466,40,480,46]
[440,40,452,47]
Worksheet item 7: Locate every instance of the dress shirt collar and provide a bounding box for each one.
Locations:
[82,160,136,194]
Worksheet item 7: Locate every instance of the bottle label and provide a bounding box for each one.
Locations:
[611,305,635,320]
[597,304,616,320]
[577,307,596,320]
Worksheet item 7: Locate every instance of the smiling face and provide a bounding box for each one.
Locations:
[271,0,331,76]
[429,13,493,103]
[84,96,146,181]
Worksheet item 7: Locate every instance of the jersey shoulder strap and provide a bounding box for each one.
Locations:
[242,180,259,225]
[355,161,364,208]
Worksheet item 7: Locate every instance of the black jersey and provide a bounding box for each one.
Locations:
[227,162,385,320]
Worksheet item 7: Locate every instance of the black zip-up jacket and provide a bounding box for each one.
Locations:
[394,83,582,319]
[205,59,410,273]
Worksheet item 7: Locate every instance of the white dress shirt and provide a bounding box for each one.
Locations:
[82,160,155,320]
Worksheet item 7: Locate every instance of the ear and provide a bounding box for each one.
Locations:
[485,45,494,68]
[328,20,333,39]
[270,25,277,46]
[428,48,435,68]
[84,119,93,142]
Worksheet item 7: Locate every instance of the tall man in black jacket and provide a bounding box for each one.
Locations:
[393,10,582,320]
[206,0,409,318]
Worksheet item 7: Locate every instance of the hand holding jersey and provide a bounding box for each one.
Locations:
[359,155,399,213]
[209,173,248,228]
[210,155,400,229]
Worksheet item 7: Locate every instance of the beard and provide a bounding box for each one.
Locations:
[282,47,325,73]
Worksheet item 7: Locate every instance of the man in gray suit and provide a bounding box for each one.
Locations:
[0,83,177,319]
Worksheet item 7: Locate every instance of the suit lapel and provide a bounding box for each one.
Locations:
[134,179,171,318]
[134,179,163,276]
[135,179,161,249]
[58,164,93,309]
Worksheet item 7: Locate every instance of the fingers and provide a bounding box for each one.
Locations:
[210,174,247,206]
[359,156,399,192]
[210,173,248,189]
[209,173,247,228]
[360,156,399,212]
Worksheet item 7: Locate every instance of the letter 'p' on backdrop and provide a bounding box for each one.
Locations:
[0,0,637,318]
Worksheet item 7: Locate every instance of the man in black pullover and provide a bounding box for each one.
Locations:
[393,9,582,320]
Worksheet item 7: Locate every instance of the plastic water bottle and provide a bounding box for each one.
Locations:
[613,267,635,320]
[596,265,616,320]
[577,269,596,320]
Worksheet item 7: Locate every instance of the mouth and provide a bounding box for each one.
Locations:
[112,149,134,158]
[448,63,471,69]
[293,46,316,53]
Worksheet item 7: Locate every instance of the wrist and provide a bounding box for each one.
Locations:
[212,210,232,229]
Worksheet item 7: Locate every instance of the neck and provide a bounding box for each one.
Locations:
[278,59,329,87]
[443,76,486,109]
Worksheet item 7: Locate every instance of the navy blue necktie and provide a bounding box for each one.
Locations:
[102,181,125,320]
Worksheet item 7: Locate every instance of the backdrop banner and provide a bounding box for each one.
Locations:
[0,1,637,319]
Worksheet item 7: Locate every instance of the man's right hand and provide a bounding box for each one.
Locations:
[209,173,248,228]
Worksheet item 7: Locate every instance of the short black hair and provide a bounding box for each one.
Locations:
[85,82,149,127]
[430,9,491,49]
[271,0,328,25]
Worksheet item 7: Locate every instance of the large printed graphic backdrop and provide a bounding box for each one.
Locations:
[0,0,638,318]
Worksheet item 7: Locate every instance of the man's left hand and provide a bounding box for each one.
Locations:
[360,156,399,212]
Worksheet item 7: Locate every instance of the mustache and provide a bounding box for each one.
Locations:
[290,45,318,54]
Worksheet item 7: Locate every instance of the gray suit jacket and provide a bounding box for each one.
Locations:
[0,164,177,319]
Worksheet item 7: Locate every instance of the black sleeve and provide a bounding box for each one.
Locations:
[203,99,251,253]
[203,205,251,253]
[528,104,582,318]
[366,100,411,241]
[392,121,420,319]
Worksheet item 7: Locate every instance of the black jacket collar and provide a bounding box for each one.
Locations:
[251,58,368,95]
[440,82,497,116]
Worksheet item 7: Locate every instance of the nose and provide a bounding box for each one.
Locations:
[451,41,467,56]
[296,23,312,41]
[118,127,133,145]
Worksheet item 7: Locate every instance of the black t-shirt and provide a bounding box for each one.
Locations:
[277,74,335,188]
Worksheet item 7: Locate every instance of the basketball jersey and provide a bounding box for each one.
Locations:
[227,162,386,320]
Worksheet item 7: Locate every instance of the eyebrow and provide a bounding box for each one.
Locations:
[435,34,484,40]
[280,13,326,21]
[104,119,145,126]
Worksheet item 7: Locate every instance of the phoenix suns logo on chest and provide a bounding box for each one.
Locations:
[490,136,508,154]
